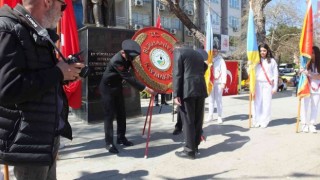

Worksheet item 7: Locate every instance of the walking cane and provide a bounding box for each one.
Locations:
[3,164,9,180]
[296,97,301,133]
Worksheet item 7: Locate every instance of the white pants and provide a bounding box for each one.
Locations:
[253,81,272,126]
[208,83,223,117]
[300,94,320,125]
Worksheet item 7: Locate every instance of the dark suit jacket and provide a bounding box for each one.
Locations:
[173,47,208,99]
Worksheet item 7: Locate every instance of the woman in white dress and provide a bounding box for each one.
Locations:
[252,43,278,128]
[300,46,320,133]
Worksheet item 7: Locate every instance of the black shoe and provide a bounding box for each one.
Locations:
[195,147,200,154]
[162,102,169,105]
[172,128,182,135]
[155,103,159,106]
[175,150,195,160]
[106,144,119,154]
[117,137,134,146]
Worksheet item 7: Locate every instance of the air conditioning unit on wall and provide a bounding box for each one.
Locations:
[159,4,165,11]
[187,10,194,16]
[134,0,143,6]
[170,29,177,34]
[134,24,143,30]
[187,30,193,37]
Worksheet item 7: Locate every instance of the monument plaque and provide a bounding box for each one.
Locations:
[75,26,141,123]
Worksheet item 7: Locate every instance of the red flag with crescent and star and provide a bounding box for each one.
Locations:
[61,0,82,109]
[223,61,238,96]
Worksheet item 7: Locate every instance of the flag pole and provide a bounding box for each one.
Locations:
[3,165,9,180]
[296,97,301,133]
[249,93,252,128]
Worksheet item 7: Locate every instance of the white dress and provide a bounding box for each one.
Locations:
[252,58,278,127]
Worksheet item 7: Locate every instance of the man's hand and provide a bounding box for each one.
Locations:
[56,61,85,81]
[220,83,226,89]
[174,97,182,106]
[144,87,157,95]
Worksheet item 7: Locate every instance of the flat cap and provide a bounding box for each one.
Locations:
[122,39,141,57]
[196,48,208,61]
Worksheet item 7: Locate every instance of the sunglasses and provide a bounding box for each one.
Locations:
[57,0,67,12]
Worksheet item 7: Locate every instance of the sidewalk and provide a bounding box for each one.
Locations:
[10,88,320,179]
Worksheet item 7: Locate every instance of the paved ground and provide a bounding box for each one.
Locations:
[6,87,320,179]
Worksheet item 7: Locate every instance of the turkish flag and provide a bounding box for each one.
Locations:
[0,0,21,7]
[223,61,238,96]
[61,0,82,109]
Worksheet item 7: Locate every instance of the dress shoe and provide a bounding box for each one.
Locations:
[106,144,119,154]
[155,103,159,106]
[117,137,134,146]
[195,147,200,155]
[175,150,195,160]
[172,128,182,135]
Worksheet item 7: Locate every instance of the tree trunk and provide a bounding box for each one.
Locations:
[161,0,205,45]
[160,0,272,48]
[252,0,272,43]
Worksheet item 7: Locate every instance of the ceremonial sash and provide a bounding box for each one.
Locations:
[260,60,273,86]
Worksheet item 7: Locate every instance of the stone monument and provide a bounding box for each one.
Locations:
[75,27,141,123]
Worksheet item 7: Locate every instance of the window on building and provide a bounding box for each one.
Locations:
[160,17,181,29]
[212,13,220,26]
[228,16,240,31]
[171,18,181,29]
[206,12,220,26]
[132,13,150,26]
[229,0,240,9]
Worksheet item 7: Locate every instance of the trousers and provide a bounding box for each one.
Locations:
[179,97,205,152]
[101,86,126,145]
[13,137,60,180]
[301,94,320,125]
[208,83,223,117]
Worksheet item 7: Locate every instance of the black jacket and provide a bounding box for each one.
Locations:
[0,5,71,166]
[99,52,145,92]
[173,47,208,99]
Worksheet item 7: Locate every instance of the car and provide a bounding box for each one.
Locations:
[279,63,294,73]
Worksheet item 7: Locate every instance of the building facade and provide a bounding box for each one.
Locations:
[73,0,242,53]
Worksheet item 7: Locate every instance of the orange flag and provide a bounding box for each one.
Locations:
[298,0,313,98]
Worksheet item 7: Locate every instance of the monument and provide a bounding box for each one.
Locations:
[75,27,141,123]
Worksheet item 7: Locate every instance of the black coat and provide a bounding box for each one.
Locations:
[173,47,208,99]
[99,52,145,93]
[0,5,71,166]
